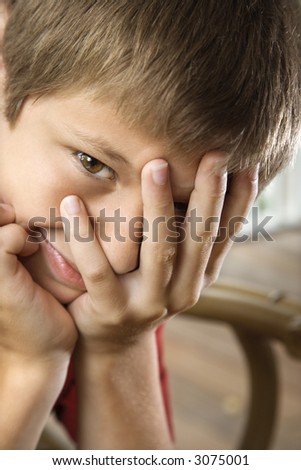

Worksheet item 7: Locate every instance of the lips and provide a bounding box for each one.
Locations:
[43,239,86,291]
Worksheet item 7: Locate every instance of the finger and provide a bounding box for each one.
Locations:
[138,159,177,302]
[170,152,228,310]
[205,165,259,281]
[0,203,15,226]
[0,224,39,278]
[60,196,121,306]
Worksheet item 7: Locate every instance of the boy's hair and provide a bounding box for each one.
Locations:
[1,0,301,187]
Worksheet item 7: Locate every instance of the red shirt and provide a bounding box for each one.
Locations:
[54,325,174,442]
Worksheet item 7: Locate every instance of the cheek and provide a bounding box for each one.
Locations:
[87,192,143,275]
[1,166,77,228]
[101,239,140,274]
[0,133,76,227]
[96,221,141,275]
[7,185,66,230]
[0,166,55,227]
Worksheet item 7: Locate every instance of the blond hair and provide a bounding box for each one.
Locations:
[2,0,301,187]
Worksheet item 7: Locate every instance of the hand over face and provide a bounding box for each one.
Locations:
[60,152,258,351]
[0,204,77,365]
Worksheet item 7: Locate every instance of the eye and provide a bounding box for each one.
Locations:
[74,151,115,180]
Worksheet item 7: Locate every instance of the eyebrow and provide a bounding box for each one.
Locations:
[62,124,129,166]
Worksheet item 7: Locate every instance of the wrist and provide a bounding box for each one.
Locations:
[1,347,72,373]
[75,329,156,380]
[1,350,71,398]
[0,355,70,449]
[74,329,171,449]
[2,360,69,400]
[76,328,154,360]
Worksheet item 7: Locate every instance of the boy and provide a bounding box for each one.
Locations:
[0,0,300,450]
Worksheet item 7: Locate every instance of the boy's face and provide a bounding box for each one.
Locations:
[0,93,200,303]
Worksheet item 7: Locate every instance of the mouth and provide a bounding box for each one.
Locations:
[42,239,86,291]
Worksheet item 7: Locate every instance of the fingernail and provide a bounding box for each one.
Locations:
[63,196,81,215]
[151,161,168,186]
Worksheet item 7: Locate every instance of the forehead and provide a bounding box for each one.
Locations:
[24,92,201,198]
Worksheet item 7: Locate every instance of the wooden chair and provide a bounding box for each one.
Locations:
[38,280,301,449]
[183,280,301,450]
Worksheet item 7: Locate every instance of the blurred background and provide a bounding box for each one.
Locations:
[164,150,301,449]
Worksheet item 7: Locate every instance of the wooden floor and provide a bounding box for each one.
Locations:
[164,228,301,449]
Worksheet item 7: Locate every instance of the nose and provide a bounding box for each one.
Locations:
[92,191,143,275]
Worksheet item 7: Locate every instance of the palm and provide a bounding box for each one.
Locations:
[4,260,77,357]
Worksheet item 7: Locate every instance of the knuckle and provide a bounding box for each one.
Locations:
[209,185,227,201]
[173,290,201,314]
[201,228,217,244]
[146,305,168,323]
[186,292,201,310]
[153,197,172,212]
[0,205,14,224]
[248,178,259,199]
[0,224,24,249]
[85,266,108,285]
[209,173,228,199]
[240,174,258,201]
[204,270,219,288]
[13,223,26,238]
[158,246,177,264]
[156,245,177,265]
[134,295,168,322]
